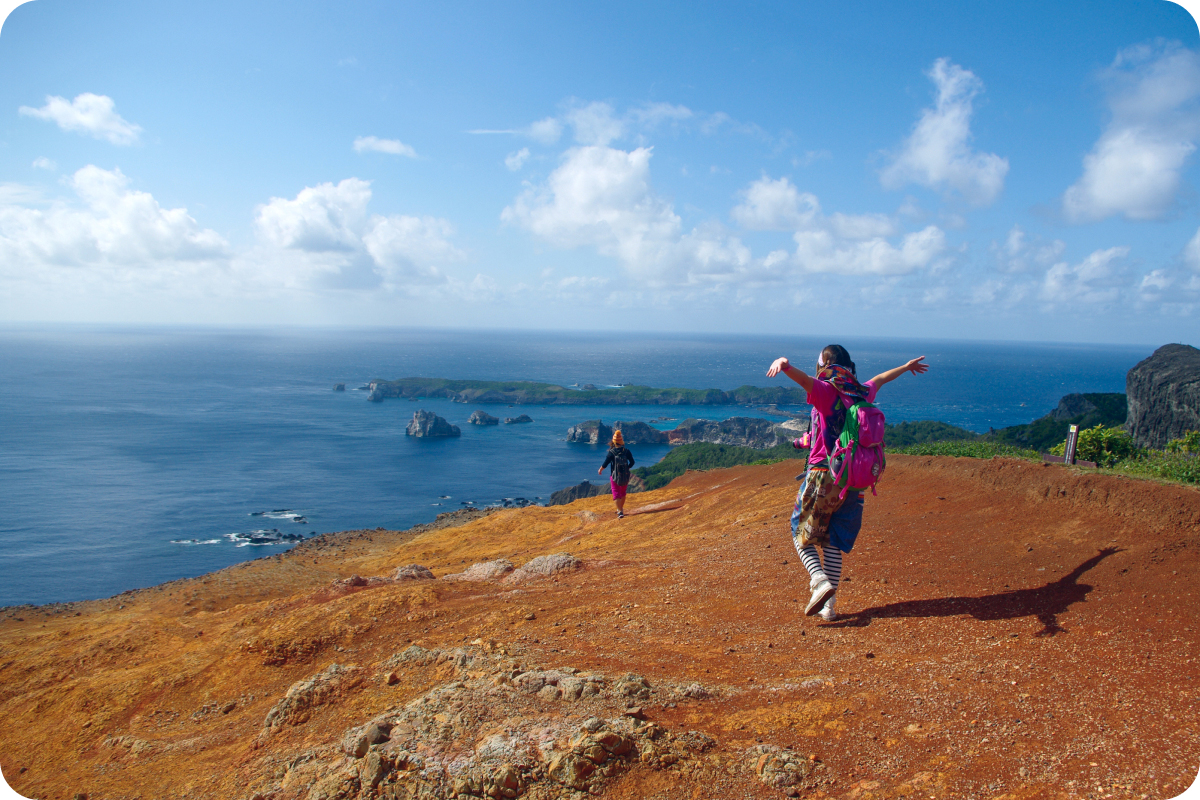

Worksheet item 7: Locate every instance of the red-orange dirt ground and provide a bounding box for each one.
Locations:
[1,455,1198,800]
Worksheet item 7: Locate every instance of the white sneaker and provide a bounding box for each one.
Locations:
[805,578,834,616]
[817,594,837,622]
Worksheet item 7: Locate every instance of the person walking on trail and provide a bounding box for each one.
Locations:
[767,345,927,621]
[598,430,635,519]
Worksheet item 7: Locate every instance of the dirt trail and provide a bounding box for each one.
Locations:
[1,455,1197,800]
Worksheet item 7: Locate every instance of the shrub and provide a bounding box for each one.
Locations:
[1165,430,1200,454]
[1049,425,1136,468]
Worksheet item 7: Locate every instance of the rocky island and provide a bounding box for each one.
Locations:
[405,410,461,438]
[366,377,808,406]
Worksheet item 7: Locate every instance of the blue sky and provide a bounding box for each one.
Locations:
[1,0,1199,344]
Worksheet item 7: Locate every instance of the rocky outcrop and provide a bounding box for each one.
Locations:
[467,410,499,425]
[504,414,533,424]
[441,559,514,582]
[1127,344,1200,449]
[405,410,461,438]
[549,477,645,506]
[566,420,613,444]
[333,383,345,392]
[668,417,787,449]
[613,420,670,444]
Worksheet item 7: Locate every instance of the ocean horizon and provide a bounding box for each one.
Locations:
[0,324,1151,608]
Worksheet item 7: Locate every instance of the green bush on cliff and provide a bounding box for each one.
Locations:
[1048,425,1136,468]
[888,440,1040,460]
[633,442,805,491]
[884,420,979,448]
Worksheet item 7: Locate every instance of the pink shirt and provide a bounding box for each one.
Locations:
[806,379,877,466]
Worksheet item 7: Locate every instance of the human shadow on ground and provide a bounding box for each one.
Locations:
[828,548,1120,636]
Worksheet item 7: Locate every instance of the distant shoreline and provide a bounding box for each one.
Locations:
[366,377,809,406]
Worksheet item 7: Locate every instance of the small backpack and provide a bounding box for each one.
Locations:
[829,398,886,499]
[611,447,631,486]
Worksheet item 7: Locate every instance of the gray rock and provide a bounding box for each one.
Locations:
[392,564,435,581]
[263,664,358,730]
[504,414,533,424]
[613,420,669,444]
[468,410,500,425]
[405,409,461,438]
[1126,344,1200,449]
[1049,393,1098,421]
[668,416,787,449]
[333,383,345,392]
[566,419,613,444]
[442,559,514,582]
[548,480,608,506]
[504,553,582,583]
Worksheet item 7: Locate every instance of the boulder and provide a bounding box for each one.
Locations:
[613,421,669,445]
[406,410,461,438]
[442,559,515,582]
[549,477,645,506]
[1126,344,1200,449]
[566,420,613,444]
[504,414,533,424]
[468,410,500,425]
[668,417,786,449]
[504,553,582,583]
[392,564,435,581]
[333,383,346,392]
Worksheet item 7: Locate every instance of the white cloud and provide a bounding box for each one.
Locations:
[502,144,750,284]
[505,148,530,171]
[19,93,142,145]
[880,58,1008,206]
[353,136,417,157]
[0,166,227,282]
[731,176,819,231]
[527,117,563,144]
[1063,41,1200,222]
[32,157,56,171]
[565,101,625,146]
[256,178,371,252]
[254,178,463,289]
[991,224,1065,273]
[1184,226,1200,271]
[1040,246,1130,305]
[731,175,943,276]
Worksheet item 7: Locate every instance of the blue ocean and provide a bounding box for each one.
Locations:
[0,325,1149,607]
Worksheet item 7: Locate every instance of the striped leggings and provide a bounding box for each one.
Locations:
[795,540,843,589]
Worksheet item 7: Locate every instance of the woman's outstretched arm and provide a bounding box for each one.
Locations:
[767,357,814,392]
[869,356,927,389]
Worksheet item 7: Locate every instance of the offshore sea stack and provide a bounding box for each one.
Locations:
[405,410,461,438]
[467,410,500,425]
[1125,343,1200,448]
[566,420,613,444]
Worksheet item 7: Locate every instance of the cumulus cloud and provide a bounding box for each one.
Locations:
[19,94,142,145]
[0,166,228,298]
[1040,246,1130,305]
[32,157,56,171]
[502,145,751,284]
[1184,226,1200,271]
[731,175,945,276]
[353,136,418,157]
[1063,41,1200,222]
[565,102,626,146]
[254,178,464,289]
[880,58,1008,206]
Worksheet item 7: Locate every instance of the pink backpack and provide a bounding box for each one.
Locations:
[829,399,887,499]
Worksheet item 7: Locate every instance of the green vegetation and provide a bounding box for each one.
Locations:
[986,393,1127,452]
[370,377,810,406]
[1048,425,1136,468]
[888,440,1040,460]
[633,441,805,490]
[884,420,979,448]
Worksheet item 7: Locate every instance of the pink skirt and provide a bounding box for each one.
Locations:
[610,478,628,499]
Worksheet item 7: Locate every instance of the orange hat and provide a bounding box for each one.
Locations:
[612,430,624,446]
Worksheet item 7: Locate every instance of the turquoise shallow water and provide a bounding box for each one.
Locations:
[0,325,1149,607]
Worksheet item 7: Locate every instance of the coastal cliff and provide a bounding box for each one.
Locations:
[3,457,1197,800]
[1126,343,1200,449]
